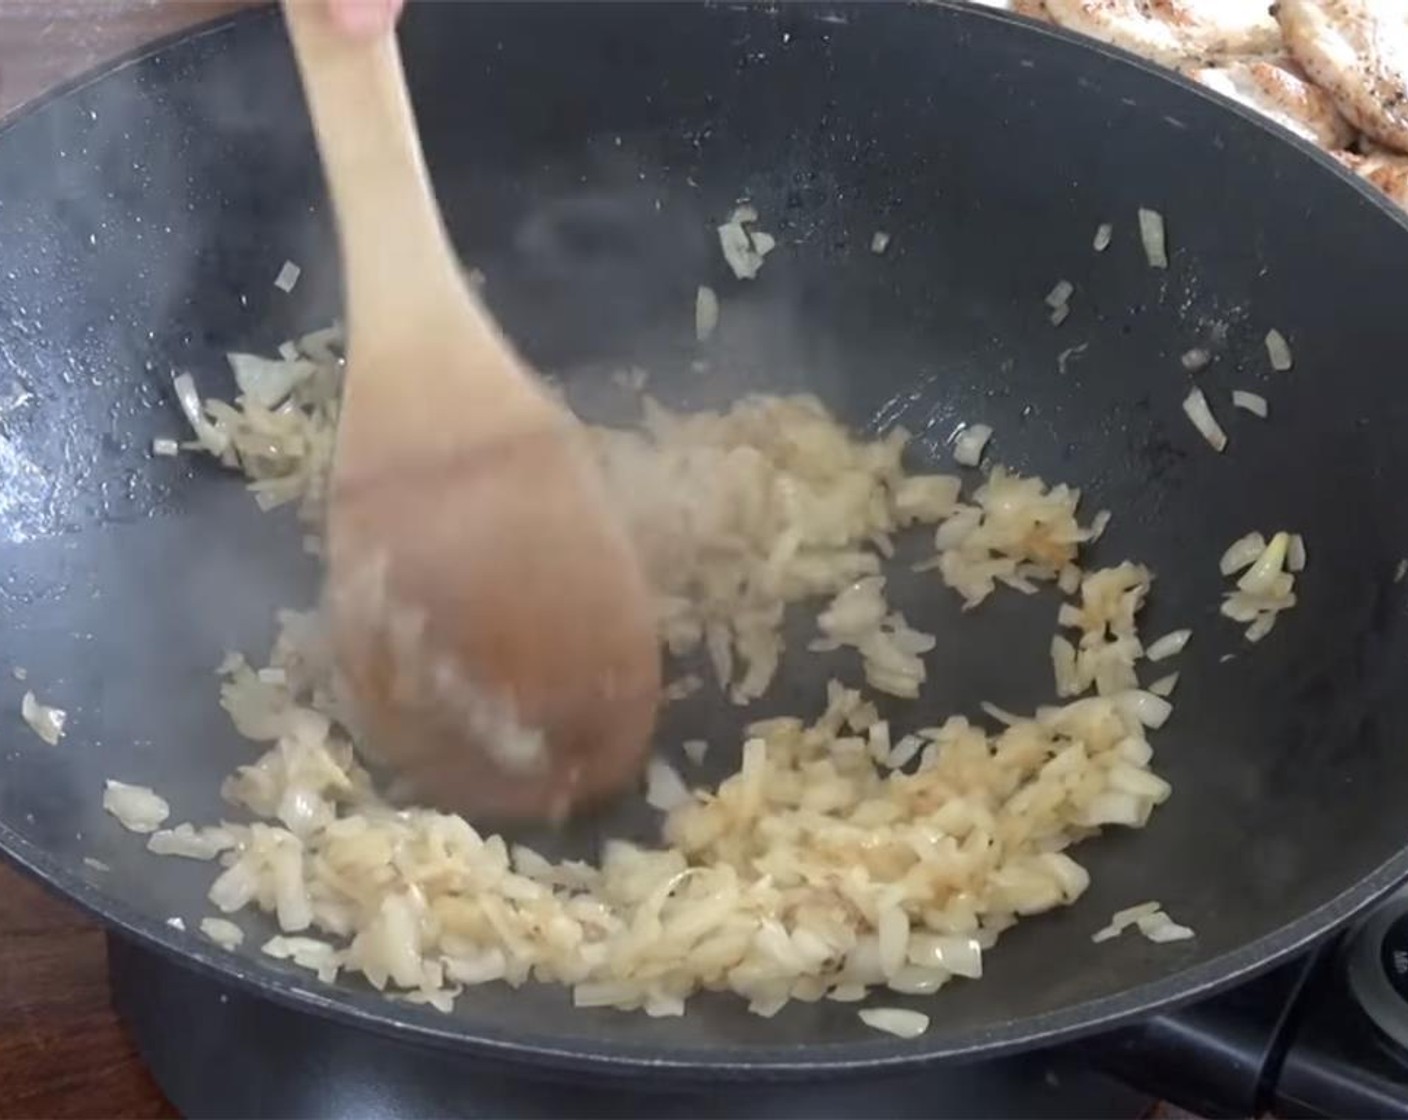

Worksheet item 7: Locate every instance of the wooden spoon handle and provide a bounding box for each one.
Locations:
[281,0,462,337]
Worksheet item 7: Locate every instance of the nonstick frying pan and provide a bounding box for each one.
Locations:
[3,0,1408,1078]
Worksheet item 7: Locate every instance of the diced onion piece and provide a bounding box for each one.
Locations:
[21,691,66,745]
[147,822,235,860]
[645,759,692,811]
[1265,328,1293,372]
[1147,671,1180,698]
[718,220,761,280]
[1045,279,1074,309]
[953,423,993,467]
[1093,222,1113,252]
[1220,532,1267,575]
[1237,531,1289,595]
[870,231,891,254]
[1182,388,1227,451]
[152,437,180,457]
[202,917,245,950]
[1092,900,1162,942]
[695,285,719,342]
[1231,389,1268,418]
[716,205,774,280]
[172,372,230,456]
[277,340,301,361]
[273,260,301,292]
[227,352,315,409]
[1050,303,1071,327]
[1287,533,1307,574]
[1180,348,1211,373]
[166,916,186,931]
[682,739,709,765]
[1137,207,1168,269]
[1245,611,1279,643]
[1145,628,1191,662]
[103,780,171,834]
[858,1007,930,1039]
[1114,689,1173,729]
[750,230,777,257]
[1136,910,1196,943]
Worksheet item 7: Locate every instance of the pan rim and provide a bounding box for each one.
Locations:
[3,0,1408,1075]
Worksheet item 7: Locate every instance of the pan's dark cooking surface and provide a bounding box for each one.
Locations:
[2,0,1408,1077]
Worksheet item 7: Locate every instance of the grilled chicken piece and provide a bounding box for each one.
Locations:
[1278,0,1408,154]
[1187,56,1356,149]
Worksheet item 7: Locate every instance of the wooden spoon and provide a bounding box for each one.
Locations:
[281,1,661,821]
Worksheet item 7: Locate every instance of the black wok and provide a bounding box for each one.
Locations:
[3,0,1408,1078]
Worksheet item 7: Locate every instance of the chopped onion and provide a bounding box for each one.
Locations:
[273,259,301,292]
[953,423,993,467]
[152,437,180,457]
[645,759,692,811]
[717,205,774,280]
[858,1007,930,1039]
[980,701,1022,726]
[1180,348,1211,373]
[1137,207,1168,269]
[227,352,316,409]
[1397,559,1407,584]
[12,666,26,681]
[1237,531,1289,595]
[147,822,235,861]
[1147,671,1179,698]
[1145,629,1191,662]
[1265,328,1293,372]
[870,231,891,254]
[172,372,230,457]
[166,916,187,931]
[1092,900,1161,942]
[718,221,760,280]
[1244,611,1279,643]
[1093,222,1113,252]
[910,933,983,979]
[1232,389,1268,418]
[296,323,344,363]
[1081,790,1145,827]
[887,734,924,771]
[695,285,719,342]
[682,739,709,766]
[1045,279,1074,309]
[103,780,170,834]
[277,340,301,361]
[1136,910,1196,943]
[21,691,66,745]
[1287,533,1307,574]
[1114,689,1173,729]
[1220,532,1267,575]
[1049,303,1071,327]
[201,917,245,950]
[1056,343,1088,375]
[1182,388,1227,451]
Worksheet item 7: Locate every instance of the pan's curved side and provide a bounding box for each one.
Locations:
[1,0,1408,1074]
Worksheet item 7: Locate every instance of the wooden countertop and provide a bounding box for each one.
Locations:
[0,11,241,1118]
[0,872,175,1119]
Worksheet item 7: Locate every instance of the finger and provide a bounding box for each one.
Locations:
[326,0,405,39]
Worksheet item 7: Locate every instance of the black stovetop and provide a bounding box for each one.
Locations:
[108,885,1408,1119]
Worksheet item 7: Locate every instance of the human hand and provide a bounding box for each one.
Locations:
[325,0,405,38]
